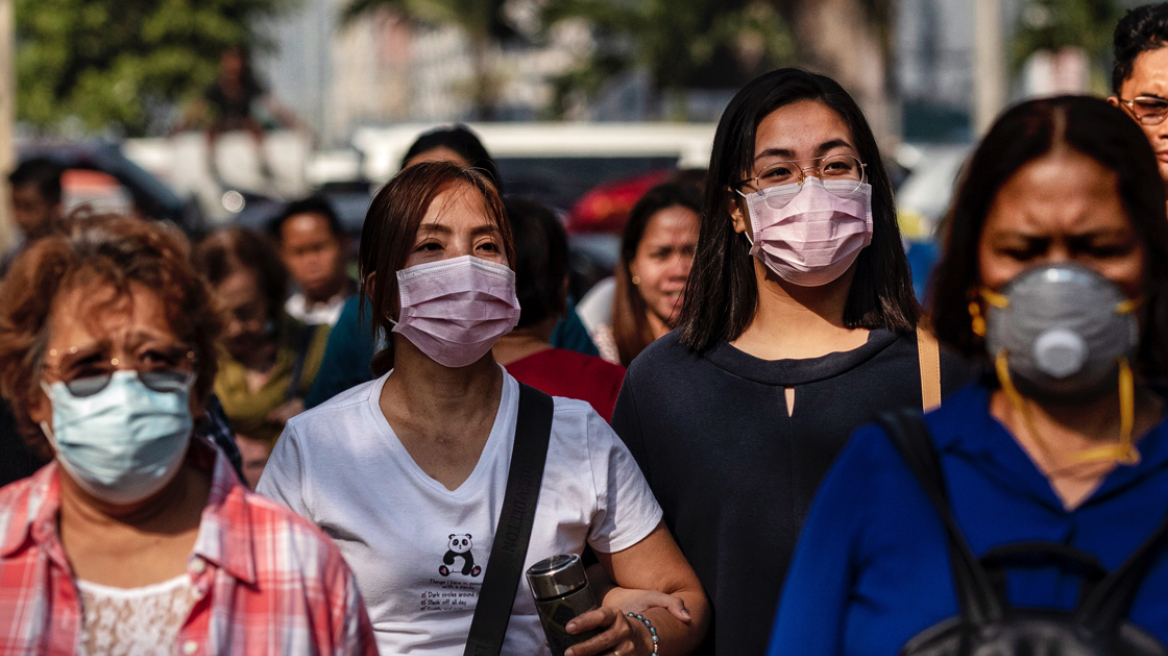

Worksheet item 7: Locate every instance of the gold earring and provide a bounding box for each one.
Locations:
[632,275,642,285]
[969,300,986,338]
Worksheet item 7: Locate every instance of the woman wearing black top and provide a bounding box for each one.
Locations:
[610,68,971,655]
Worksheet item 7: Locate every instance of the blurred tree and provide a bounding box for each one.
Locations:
[341,0,514,120]
[778,0,897,141]
[16,0,291,136]
[1012,0,1123,90]
[541,0,796,119]
[1013,0,1122,67]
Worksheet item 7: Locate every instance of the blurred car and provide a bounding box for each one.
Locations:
[895,143,973,240]
[19,143,202,233]
[894,142,974,301]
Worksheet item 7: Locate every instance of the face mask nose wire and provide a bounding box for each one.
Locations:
[995,350,1140,468]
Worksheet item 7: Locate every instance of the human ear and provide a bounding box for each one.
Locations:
[728,192,749,236]
[1106,96,1121,109]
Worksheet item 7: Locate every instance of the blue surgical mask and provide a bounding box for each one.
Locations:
[41,370,194,505]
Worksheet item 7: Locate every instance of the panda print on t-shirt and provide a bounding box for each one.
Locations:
[440,534,482,578]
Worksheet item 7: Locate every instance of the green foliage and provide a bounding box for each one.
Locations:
[1012,0,1124,70]
[16,0,293,136]
[541,0,796,118]
[341,0,506,39]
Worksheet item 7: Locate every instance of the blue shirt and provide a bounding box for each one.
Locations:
[767,383,1168,656]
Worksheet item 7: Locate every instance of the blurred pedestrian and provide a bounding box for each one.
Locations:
[401,124,503,190]
[269,196,355,327]
[1110,4,1168,198]
[494,196,626,420]
[259,162,709,655]
[771,95,1168,655]
[194,227,327,487]
[587,183,700,366]
[305,126,597,408]
[177,46,302,184]
[610,68,972,655]
[0,157,63,276]
[0,215,376,654]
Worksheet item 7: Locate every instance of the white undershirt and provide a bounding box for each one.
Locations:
[77,574,198,656]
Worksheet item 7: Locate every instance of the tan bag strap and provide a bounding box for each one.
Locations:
[916,325,942,412]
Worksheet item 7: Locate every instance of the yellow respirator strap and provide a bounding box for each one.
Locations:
[995,351,1139,467]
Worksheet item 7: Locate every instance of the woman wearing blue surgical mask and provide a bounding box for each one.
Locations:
[609,68,972,655]
[0,215,376,654]
[258,162,709,656]
[769,96,1168,654]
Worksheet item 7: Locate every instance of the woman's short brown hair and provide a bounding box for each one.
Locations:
[0,215,221,453]
[359,161,514,376]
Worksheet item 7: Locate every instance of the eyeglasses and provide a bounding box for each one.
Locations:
[733,154,868,197]
[1118,96,1168,125]
[44,347,197,398]
[55,369,195,398]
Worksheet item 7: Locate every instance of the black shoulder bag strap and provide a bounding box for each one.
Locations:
[464,383,555,656]
[877,409,1004,626]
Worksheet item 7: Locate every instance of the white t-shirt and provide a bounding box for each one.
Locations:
[257,368,663,656]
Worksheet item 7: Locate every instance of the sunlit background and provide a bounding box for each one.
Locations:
[0,0,1149,280]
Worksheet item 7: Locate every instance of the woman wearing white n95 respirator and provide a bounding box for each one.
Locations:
[0,215,376,655]
[258,162,709,656]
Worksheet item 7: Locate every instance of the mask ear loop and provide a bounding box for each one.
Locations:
[995,351,1139,468]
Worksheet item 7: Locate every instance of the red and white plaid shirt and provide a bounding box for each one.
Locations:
[0,438,378,656]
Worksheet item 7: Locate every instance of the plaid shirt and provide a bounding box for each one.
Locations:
[0,438,378,656]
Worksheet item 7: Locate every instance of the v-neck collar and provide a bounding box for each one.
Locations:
[365,367,515,498]
[933,384,1168,515]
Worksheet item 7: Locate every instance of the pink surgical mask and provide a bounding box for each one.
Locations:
[392,255,521,368]
[739,177,873,287]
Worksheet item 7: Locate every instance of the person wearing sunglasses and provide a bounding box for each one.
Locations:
[0,215,376,654]
[609,69,973,655]
[1110,3,1168,196]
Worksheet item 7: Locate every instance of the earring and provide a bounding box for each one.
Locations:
[632,275,642,285]
[968,299,986,338]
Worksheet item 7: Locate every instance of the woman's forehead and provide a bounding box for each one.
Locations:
[753,100,857,159]
[48,281,177,349]
[419,185,499,233]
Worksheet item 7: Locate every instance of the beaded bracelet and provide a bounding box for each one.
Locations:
[626,612,659,655]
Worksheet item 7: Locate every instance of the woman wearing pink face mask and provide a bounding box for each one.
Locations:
[609,69,973,655]
[258,162,709,656]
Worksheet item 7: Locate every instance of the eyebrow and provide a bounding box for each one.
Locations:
[754,139,856,161]
[416,222,501,237]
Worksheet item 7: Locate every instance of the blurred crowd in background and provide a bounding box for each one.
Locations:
[8,1,1168,656]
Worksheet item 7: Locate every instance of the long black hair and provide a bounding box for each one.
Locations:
[930,96,1168,376]
[678,68,918,353]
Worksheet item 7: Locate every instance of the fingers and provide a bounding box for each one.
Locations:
[566,607,618,635]
[661,595,693,623]
[565,609,633,656]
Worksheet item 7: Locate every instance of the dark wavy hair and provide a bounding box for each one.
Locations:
[401,125,502,193]
[613,183,701,366]
[360,162,515,375]
[930,96,1168,376]
[0,214,221,456]
[505,196,569,330]
[678,68,918,353]
[1113,3,1168,93]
